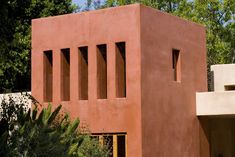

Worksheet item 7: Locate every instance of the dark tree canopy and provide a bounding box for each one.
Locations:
[0,0,76,93]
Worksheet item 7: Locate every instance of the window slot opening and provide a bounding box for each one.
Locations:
[97,44,107,99]
[43,50,53,102]
[172,49,181,82]
[116,42,126,98]
[224,85,235,91]
[117,135,126,157]
[78,46,88,100]
[61,48,70,101]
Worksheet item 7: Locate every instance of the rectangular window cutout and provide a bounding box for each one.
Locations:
[172,49,181,82]
[97,44,107,99]
[92,133,127,157]
[116,42,126,98]
[78,46,88,100]
[61,48,70,101]
[225,85,235,91]
[43,50,53,102]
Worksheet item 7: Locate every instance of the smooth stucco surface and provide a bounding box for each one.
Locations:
[32,4,207,157]
[211,64,235,91]
[197,64,235,116]
[140,5,207,157]
[197,91,235,115]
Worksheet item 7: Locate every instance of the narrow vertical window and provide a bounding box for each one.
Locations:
[43,50,53,102]
[117,135,126,157]
[172,49,181,82]
[116,42,126,98]
[61,48,70,101]
[97,44,107,99]
[78,46,88,100]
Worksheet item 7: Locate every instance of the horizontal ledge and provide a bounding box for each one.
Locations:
[196,91,235,116]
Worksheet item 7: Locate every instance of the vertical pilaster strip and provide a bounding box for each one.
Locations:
[89,44,97,100]
[31,49,44,103]
[53,48,61,103]
[99,135,104,146]
[107,42,115,99]
[126,134,128,157]
[70,46,78,101]
[113,135,118,157]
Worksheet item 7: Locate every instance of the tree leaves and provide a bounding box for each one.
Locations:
[0,0,77,93]
[0,94,108,157]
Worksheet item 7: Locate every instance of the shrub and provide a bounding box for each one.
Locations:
[0,94,108,157]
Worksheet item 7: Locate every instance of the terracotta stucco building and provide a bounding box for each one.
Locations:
[32,4,208,157]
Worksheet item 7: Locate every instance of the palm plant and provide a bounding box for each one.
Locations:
[0,94,108,157]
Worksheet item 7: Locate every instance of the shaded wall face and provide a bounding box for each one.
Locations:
[200,117,235,157]
[140,6,207,157]
[32,5,142,157]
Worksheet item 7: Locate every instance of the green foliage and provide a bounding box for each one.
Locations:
[74,136,110,157]
[0,0,77,93]
[0,94,108,157]
[192,0,235,66]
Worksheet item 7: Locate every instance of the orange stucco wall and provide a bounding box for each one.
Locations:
[32,5,142,156]
[32,4,207,157]
[140,5,207,157]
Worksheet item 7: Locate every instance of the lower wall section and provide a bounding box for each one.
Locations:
[58,99,142,157]
[199,116,235,157]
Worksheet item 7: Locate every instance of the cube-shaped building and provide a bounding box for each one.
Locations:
[32,4,207,157]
